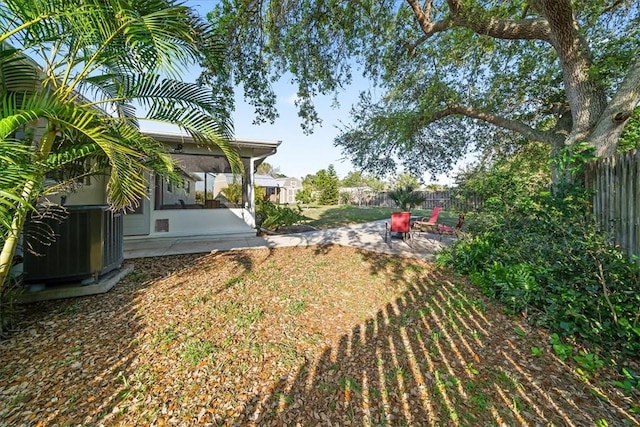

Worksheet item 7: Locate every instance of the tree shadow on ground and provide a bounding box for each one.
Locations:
[232,264,639,426]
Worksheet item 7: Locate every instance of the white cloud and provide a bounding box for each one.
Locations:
[286,93,300,105]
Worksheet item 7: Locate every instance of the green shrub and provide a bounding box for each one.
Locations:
[470,262,541,315]
[295,187,315,204]
[221,182,242,204]
[256,200,305,230]
[438,144,640,355]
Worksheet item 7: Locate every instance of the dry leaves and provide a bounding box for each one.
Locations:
[0,246,638,426]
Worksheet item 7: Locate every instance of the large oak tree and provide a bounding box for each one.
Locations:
[203,0,640,179]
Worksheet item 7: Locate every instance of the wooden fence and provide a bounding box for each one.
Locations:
[345,190,482,212]
[585,150,640,259]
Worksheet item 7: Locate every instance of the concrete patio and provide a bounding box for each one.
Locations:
[123,220,451,260]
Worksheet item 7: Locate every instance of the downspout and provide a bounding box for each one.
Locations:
[245,157,255,216]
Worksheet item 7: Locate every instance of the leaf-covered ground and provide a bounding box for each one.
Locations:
[1,245,639,426]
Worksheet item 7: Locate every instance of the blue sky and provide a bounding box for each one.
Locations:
[226,79,368,180]
[145,1,463,183]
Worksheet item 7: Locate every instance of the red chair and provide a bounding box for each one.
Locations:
[385,211,412,243]
[436,214,465,239]
[412,206,442,234]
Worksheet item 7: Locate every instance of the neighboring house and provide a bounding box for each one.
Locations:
[254,174,281,203]
[208,173,279,205]
[276,177,303,204]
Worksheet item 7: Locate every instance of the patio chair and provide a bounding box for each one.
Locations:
[412,206,442,235]
[385,211,412,243]
[436,214,465,240]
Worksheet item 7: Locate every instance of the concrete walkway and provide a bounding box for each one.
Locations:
[124,220,452,260]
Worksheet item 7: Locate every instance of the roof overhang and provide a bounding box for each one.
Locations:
[143,130,281,155]
[254,174,280,187]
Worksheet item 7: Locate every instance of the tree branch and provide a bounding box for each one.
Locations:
[406,0,452,39]
[446,0,551,41]
[406,0,550,55]
[589,55,640,157]
[603,0,624,14]
[423,104,561,145]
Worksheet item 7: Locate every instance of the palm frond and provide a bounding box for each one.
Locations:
[104,149,148,209]
[0,138,38,231]
[148,101,233,138]
[109,122,183,189]
[0,94,53,140]
[83,73,217,114]
[145,103,241,172]
[76,74,138,124]
[0,0,71,46]
[119,2,201,76]
[44,141,101,172]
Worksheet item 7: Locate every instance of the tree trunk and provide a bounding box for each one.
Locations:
[0,181,36,287]
[589,55,640,157]
[537,0,608,150]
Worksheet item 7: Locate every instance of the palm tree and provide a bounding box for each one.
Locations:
[388,185,426,212]
[0,0,241,289]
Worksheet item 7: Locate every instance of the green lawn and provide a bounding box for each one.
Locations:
[300,205,460,229]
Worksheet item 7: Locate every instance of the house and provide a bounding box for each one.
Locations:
[17,130,280,291]
[276,177,304,204]
[44,131,281,240]
[5,48,281,289]
[127,131,281,239]
[3,48,281,241]
[14,129,280,287]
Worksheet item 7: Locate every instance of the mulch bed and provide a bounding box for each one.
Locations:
[1,245,638,426]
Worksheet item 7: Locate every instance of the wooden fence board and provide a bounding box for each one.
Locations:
[587,150,640,259]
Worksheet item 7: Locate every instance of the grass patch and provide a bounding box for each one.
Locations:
[301,205,459,229]
[287,300,306,315]
[237,307,264,328]
[181,339,216,365]
[126,269,148,283]
[153,323,179,347]
[224,276,244,288]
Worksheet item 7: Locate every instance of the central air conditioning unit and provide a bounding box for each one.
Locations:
[23,205,124,284]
